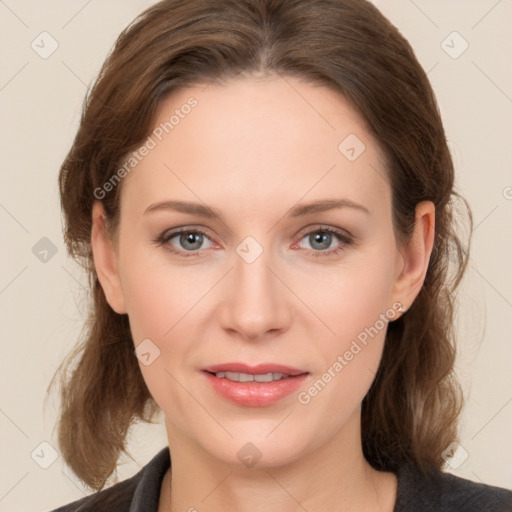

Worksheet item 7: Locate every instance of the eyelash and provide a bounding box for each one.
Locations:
[153,225,354,258]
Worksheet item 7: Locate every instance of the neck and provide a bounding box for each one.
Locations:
[159,409,397,512]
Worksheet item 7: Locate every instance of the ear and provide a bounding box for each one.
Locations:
[390,200,435,315]
[91,201,127,314]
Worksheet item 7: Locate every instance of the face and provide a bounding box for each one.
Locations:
[95,74,416,469]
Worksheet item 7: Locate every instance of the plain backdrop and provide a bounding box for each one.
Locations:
[1,1,511,511]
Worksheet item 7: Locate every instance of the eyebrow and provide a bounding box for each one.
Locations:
[144,198,370,220]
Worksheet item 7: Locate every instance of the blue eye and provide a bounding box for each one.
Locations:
[296,227,353,257]
[171,231,209,252]
[153,225,353,258]
[154,229,213,257]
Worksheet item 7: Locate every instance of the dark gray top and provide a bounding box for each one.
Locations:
[50,447,512,511]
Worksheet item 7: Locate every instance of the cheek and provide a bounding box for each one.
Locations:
[308,251,396,345]
[117,245,212,407]
[122,273,172,343]
[118,250,194,412]
[118,243,197,342]
[301,249,395,401]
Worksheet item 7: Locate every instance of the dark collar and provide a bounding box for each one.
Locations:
[129,447,170,511]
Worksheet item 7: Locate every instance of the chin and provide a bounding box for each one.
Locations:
[200,431,310,470]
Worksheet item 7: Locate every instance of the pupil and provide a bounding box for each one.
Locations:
[312,232,330,250]
[182,232,202,249]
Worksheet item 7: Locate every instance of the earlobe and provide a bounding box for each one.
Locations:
[391,200,435,314]
[91,201,127,314]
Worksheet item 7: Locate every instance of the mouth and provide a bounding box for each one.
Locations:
[205,371,296,383]
[201,362,310,407]
[202,362,308,379]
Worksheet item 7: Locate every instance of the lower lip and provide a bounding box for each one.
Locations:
[202,371,309,407]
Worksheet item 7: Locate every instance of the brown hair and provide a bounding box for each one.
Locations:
[48,0,473,492]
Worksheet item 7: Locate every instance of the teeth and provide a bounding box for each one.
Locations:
[214,371,290,382]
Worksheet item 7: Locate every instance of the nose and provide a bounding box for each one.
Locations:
[218,241,292,342]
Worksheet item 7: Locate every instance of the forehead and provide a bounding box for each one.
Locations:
[120,74,390,220]
[157,74,372,160]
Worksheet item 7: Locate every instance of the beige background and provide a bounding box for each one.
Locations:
[1,1,511,511]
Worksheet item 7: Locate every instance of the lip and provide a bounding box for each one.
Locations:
[202,362,307,376]
[201,362,309,407]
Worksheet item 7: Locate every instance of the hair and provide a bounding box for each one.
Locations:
[48,0,473,495]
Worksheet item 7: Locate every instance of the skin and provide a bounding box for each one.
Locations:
[91,73,435,512]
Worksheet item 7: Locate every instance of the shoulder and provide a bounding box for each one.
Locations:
[48,447,170,512]
[395,462,512,512]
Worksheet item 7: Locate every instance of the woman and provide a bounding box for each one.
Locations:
[48,0,512,510]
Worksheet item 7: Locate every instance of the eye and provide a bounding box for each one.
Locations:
[294,226,354,257]
[154,228,214,257]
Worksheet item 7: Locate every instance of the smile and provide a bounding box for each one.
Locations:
[202,370,309,407]
[211,371,291,382]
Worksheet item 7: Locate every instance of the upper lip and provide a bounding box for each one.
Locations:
[202,362,308,376]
